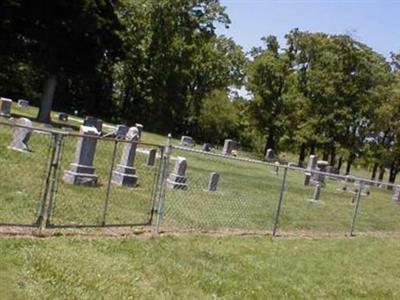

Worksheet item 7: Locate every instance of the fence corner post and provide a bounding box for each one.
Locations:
[155,133,172,234]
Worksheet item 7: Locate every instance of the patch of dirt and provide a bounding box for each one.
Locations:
[1,226,400,240]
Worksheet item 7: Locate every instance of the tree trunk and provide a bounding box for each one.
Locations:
[345,153,354,175]
[298,143,306,167]
[264,132,275,157]
[330,148,336,166]
[310,144,316,155]
[378,166,385,182]
[371,163,378,181]
[322,151,329,161]
[337,156,343,172]
[38,74,57,123]
[388,163,398,190]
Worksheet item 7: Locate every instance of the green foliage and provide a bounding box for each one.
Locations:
[197,90,240,143]
[247,35,293,154]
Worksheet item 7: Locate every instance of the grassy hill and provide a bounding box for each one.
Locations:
[1,235,400,299]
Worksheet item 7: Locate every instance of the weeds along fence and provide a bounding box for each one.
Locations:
[1,119,400,236]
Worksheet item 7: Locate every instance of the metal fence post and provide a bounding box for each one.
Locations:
[272,166,288,237]
[349,181,364,236]
[101,140,119,226]
[36,132,63,229]
[155,133,172,234]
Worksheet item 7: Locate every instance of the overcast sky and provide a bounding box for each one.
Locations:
[217,0,400,58]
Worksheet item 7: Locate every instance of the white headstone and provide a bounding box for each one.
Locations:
[8,118,33,152]
[180,136,194,147]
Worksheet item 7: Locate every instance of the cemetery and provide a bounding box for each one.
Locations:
[2,1,400,298]
[0,101,399,235]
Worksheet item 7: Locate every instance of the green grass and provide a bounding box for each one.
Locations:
[1,235,400,299]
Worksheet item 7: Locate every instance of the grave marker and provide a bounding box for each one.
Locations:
[147,148,157,166]
[207,172,220,192]
[167,157,188,190]
[63,125,99,186]
[112,127,140,187]
[8,118,33,152]
[180,136,194,147]
[0,98,12,117]
[17,99,29,108]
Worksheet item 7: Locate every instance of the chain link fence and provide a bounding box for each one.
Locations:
[157,142,400,236]
[1,119,400,237]
[0,120,162,229]
[159,146,281,232]
[0,121,53,226]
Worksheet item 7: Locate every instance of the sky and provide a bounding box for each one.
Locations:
[217,0,400,58]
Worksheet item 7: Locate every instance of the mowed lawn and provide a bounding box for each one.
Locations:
[1,235,400,299]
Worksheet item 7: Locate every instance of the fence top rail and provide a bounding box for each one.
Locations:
[173,145,400,189]
[0,119,66,135]
[0,120,163,149]
[65,131,163,148]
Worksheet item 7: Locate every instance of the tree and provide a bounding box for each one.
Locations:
[285,30,390,172]
[198,90,240,144]
[114,0,245,134]
[0,0,123,122]
[247,35,292,156]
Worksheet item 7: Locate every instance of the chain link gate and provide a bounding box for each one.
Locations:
[46,133,163,228]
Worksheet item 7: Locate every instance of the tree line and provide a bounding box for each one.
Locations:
[1,0,399,183]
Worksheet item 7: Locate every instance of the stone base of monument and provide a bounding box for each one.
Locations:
[63,163,98,186]
[111,165,138,187]
[166,174,188,190]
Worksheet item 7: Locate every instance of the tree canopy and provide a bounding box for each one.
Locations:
[1,2,400,182]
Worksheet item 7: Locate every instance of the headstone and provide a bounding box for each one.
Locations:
[8,118,33,152]
[312,160,329,185]
[222,139,235,155]
[63,125,100,186]
[147,148,157,166]
[167,157,188,190]
[17,99,29,108]
[304,155,317,186]
[180,136,194,147]
[135,123,144,139]
[309,183,321,203]
[202,143,212,152]
[112,127,140,187]
[392,186,400,202]
[115,125,129,139]
[207,172,220,192]
[58,112,68,122]
[83,116,103,133]
[0,98,12,117]
[265,148,274,161]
